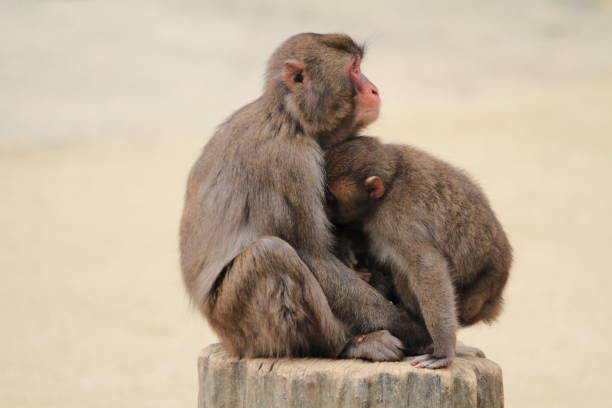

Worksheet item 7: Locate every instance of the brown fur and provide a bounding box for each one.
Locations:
[180,34,431,361]
[325,136,512,367]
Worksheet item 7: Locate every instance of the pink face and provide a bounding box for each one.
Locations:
[348,57,380,126]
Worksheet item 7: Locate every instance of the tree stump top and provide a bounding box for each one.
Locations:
[198,343,503,408]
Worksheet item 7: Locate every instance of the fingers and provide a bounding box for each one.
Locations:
[410,354,432,366]
[417,357,451,369]
[410,354,452,369]
[341,330,405,362]
[357,270,372,282]
[363,331,404,361]
[389,333,404,350]
[371,341,402,361]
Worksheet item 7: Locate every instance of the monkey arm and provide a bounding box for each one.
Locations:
[386,243,458,367]
[305,256,432,354]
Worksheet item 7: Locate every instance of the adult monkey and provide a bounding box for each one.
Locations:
[180,33,431,361]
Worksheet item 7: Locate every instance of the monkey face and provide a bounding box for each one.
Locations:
[348,57,380,127]
[324,137,390,224]
[275,33,380,137]
[325,182,368,224]
[326,177,383,225]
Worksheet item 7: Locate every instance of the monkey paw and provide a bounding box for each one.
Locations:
[410,354,452,369]
[456,341,486,358]
[356,269,372,282]
[342,330,404,362]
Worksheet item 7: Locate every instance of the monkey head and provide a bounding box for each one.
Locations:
[325,175,385,225]
[265,33,380,142]
[325,136,394,224]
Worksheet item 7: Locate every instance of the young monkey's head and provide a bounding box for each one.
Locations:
[324,136,394,224]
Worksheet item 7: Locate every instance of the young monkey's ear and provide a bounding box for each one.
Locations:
[283,60,308,91]
[365,176,385,199]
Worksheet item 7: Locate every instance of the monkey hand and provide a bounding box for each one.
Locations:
[355,269,372,282]
[341,330,404,362]
[409,353,454,369]
[410,344,455,369]
[337,243,358,269]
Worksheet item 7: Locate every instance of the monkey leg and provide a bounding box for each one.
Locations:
[458,263,509,327]
[204,236,404,360]
[391,245,458,369]
[204,236,347,358]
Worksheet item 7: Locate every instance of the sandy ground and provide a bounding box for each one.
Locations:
[1,1,611,407]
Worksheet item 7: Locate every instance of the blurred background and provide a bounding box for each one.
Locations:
[1,0,611,407]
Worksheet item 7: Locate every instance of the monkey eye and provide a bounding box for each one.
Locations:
[294,73,304,83]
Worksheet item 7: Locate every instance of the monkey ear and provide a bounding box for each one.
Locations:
[283,60,308,91]
[364,176,385,199]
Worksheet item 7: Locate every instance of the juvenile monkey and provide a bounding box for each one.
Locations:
[325,136,512,368]
[180,34,432,361]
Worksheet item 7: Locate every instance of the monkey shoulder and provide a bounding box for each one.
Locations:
[392,146,489,208]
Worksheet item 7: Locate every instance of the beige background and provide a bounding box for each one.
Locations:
[1,1,611,407]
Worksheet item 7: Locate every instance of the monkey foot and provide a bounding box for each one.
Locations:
[456,341,486,358]
[410,354,452,369]
[341,330,404,362]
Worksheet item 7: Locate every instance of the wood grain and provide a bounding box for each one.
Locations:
[198,343,503,408]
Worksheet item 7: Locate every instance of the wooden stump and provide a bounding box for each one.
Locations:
[198,343,503,408]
